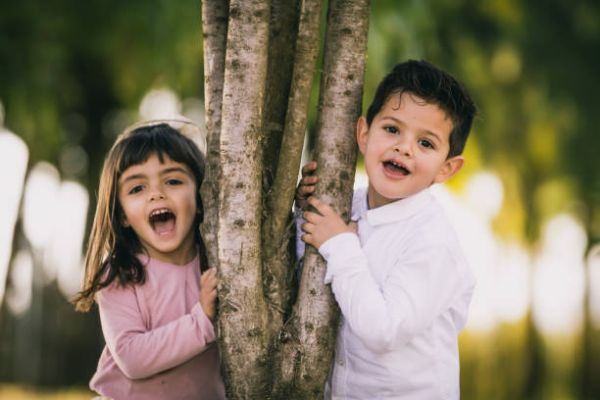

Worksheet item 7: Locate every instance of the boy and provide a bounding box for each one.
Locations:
[296,59,476,399]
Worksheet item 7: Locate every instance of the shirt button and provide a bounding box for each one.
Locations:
[337,358,345,366]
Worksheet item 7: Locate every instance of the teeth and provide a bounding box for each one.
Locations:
[150,208,171,218]
[385,160,409,174]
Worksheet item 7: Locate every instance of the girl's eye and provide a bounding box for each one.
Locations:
[166,178,183,186]
[128,185,143,195]
[384,126,399,134]
[418,139,434,149]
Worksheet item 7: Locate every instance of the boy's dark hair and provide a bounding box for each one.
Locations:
[366,59,476,158]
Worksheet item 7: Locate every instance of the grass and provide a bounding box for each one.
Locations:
[0,384,95,399]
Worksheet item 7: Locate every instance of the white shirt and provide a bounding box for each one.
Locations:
[316,187,475,400]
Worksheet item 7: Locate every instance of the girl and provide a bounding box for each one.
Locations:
[74,119,225,400]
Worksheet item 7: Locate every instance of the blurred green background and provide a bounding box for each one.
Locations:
[1,0,599,398]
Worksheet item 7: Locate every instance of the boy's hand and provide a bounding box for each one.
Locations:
[301,197,357,249]
[199,268,218,321]
[295,161,318,210]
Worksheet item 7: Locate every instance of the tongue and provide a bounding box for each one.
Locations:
[384,162,408,177]
[154,218,175,235]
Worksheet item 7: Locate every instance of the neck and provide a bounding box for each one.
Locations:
[143,240,198,266]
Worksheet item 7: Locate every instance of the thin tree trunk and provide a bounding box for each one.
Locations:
[262,0,323,340]
[273,0,370,397]
[260,0,302,335]
[262,0,300,186]
[200,0,228,270]
[215,1,272,398]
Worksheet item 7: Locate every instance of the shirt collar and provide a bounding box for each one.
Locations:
[360,187,434,226]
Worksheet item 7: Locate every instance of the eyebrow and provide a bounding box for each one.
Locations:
[120,166,191,184]
[380,116,443,142]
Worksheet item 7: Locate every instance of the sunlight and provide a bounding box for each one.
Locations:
[0,130,29,307]
[49,182,89,298]
[21,162,61,281]
[588,244,600,328]
[353,169,369,190]
[433,172,531,332]
[493,242,530,323]
[433,176,501,332]
[139,88,181,120]
[532,214,587,335]
[5,250,33,316]
[463,171,504,220]
[20,163,89,296]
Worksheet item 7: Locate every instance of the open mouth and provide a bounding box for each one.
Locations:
[383,160,410,176]
[149,208,176,235]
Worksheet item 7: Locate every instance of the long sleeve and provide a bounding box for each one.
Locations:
[319,232,469,354]
[96,284,215,380]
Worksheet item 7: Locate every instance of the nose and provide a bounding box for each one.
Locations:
[393,136,413,156]
[149,189,165,201]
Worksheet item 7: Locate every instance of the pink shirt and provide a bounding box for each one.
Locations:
[90,254,225,400]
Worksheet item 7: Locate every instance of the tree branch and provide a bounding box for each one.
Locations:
[262,0,322,342]
[273,0,370,397]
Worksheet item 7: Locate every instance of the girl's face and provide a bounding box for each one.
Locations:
[117,153,198,265]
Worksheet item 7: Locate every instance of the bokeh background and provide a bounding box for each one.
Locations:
[1,1,599,398]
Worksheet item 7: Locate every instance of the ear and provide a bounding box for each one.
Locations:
[433,156,464,184]
[121,216,130,228]
[356,116,369,155]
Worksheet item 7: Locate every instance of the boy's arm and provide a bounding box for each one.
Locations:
[305,200,472,353]
[96,283,215,379]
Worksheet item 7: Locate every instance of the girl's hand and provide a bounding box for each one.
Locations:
[301,196,356,249]
[295,161,318,210]
[199,268,218,321]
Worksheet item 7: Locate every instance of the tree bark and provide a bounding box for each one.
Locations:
[200,0,228,270]
[262,0,323,341]
[215,1,272,398]
[262,0,300,185]
[260,0,302,338]
[272,0,370,397]
[201,0,370,397]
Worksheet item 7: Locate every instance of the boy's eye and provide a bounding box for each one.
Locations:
[418,139,434,149]
[384,126,399,134]
[128,185,144,195]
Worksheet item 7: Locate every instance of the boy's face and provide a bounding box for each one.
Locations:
[358,93,464,209]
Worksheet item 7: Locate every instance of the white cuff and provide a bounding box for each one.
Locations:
[319,233,362,284]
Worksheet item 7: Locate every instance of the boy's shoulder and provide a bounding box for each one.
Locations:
[352,186,459,246]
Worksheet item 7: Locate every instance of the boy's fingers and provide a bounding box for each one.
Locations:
[301,161,317,176]
[301,222,315,233]
[303,211,322,223]
[308,197,333,215]
[301,233,313,244]
[300,176,318,185]
[298,184,314,196]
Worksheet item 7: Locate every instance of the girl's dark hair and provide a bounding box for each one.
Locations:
[366,59,477,158]
[73,122,207,312]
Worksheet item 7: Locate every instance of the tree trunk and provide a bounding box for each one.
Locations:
[262,0,322,341]
[215,1,272,398]
[261,0,302,338]
[200,0,228,269]
[201,0,370,398]
[272,0,370,397]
